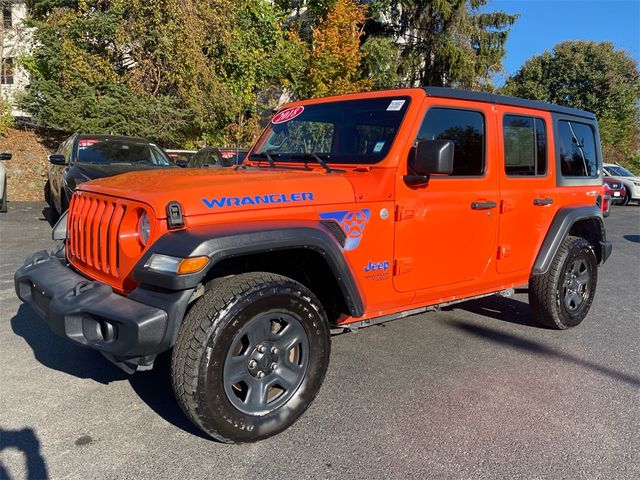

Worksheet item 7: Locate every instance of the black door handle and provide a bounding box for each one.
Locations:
[471,201,497,210]
[533,197,553,206]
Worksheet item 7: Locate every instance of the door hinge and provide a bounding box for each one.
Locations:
[500,199,515,214]
[394,205,415,221]
[497,245,511,259]
[393,258,413,275]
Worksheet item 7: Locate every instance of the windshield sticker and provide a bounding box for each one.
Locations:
[373,141,385,153]
[319,209,371,251]
[272,106,305,124]
[202,192,314,209]
[386,99,406,111]
[78,139,100,148]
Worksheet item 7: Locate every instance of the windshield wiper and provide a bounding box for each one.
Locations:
[290,152,333,173]
[248,151,277,168]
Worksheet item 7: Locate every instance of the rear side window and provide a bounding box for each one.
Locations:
[557,120,597,177]
[503,115,547,176]
[416,108,485,176]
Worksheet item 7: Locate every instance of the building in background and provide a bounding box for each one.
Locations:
[1,0,31,117]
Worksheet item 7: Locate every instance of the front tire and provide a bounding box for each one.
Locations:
[529,236,598,329]
[171,272,331,443]
[621,190,631,206]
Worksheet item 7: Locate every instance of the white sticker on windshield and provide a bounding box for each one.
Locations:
[373,141,385,153]
[387,99,405,111]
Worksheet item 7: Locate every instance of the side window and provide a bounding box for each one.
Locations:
[63,138,74,162]
[503,115,547,176]
[558,120,597,177]
[189,150,210,168]
[416,108,485,176]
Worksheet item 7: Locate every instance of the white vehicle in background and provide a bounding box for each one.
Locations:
[0,152,12,213]
[603,163,640,206]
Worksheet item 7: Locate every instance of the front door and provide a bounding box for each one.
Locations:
[393,102,499,293]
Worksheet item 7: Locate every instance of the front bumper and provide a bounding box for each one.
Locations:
[14,251,193,372]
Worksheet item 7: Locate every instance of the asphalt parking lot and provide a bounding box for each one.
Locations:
[1,202,638,479]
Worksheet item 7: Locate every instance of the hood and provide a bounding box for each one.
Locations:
[80,167,357,218]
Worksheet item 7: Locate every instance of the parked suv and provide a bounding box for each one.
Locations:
[16,88,612,443]
[45,134,176,214]
[602,163,640,205]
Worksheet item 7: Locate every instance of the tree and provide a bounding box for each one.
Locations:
[18,0,306,147]
[298,0,372,99]
[503,41,640,172]
[386,0,517,88]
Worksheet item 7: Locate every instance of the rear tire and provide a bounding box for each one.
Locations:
[171,272,331,443]
[0,178,7,213]
[529,236,598,329]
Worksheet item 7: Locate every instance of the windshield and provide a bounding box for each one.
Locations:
[253,97,411,164]
[76,138,172,166]
[607,165,633,177]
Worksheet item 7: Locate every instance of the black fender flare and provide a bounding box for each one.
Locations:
[532,205,610,276]
[134,220,365,317]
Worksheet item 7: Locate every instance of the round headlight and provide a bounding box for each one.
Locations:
[138,211,151,245]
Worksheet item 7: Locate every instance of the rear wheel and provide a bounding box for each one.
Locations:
[0,178,7,213]
[171,272,331,443]
[529,236,598,329]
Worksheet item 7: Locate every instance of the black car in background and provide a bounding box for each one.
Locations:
[186,147,248,168]
[45,134,176,214]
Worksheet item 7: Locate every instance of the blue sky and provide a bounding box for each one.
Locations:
[485,0,640,81]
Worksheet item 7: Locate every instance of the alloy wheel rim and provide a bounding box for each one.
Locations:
[562,258,590,311]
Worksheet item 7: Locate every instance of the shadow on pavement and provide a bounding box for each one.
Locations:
[444,294,544,329]
[128,353,210,440]
[39,206,58,228]
[11,305,128,385]
[0,427,48,479]
[445,319,640,388]
[623,234,639,243]
[11,304,207,440]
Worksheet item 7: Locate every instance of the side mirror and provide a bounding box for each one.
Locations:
[175,159,188,168]
[414,139,454,175]
[0,152,11,161]
[404,140,454,187]
[48,154,67,166]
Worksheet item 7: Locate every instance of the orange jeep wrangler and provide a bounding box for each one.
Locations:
[15,87,612,443]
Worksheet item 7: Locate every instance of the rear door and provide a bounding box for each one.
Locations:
[496,107,556,274]
[393,100,499,293]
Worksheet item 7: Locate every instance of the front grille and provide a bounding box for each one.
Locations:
[67,194,126,278]
[608,182,621,189]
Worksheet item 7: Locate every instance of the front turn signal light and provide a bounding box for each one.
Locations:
[146,254,209,274]
[177,256,210,274]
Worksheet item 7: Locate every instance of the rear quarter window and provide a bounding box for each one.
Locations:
[557,120,598,177]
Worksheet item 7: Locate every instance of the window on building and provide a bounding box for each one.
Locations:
[3,7,11,28]
[503,115,547,176]
[416,108,485,176]
[1,58,14,85]
[557,120,598,177]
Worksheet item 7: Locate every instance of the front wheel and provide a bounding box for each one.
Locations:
[171,272,331,443]
[621,190,631,206]
[529,236,598,329]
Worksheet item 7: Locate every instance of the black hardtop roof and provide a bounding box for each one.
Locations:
[75,134,155,144]
[423,86,596,120]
